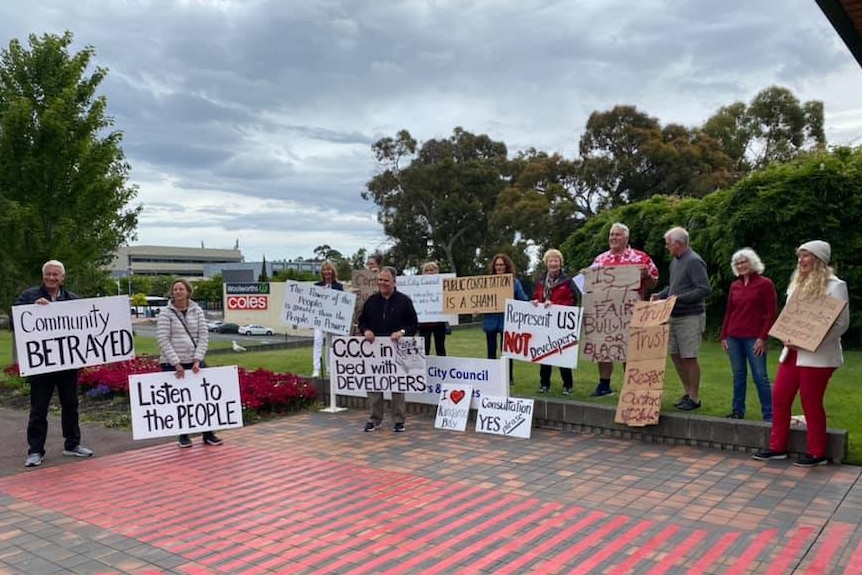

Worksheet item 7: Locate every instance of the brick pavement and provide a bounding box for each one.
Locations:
[1,409,861,574]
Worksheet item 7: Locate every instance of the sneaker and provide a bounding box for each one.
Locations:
[178,434,192,448]
[674,394,690,408]
[752,450,788,461]
[538,386,550,393]
[62,445,93,458]
[590,387,614,398]
[312,369,321,378]
[393,422,406,433]
[562,388,572,396]
[793,454,831,467]
[202,432,223,446]
[24,453,43,467]
[364,421,380,433]
[725,411,744,419]
[677,398,702,411]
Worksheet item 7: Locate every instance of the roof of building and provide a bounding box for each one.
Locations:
[816,0,862,68]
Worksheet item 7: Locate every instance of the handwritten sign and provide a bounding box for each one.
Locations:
[281,281,356,336]
[581,267,641,362]
[475,395,534,439]
[502,299,582,368]
[397,273,458,324]
[129,366,243,440]
[329,336,427,395]
[768,291,847,352]
[350,270,379,335]
[615,297,676,427]
[434,384,473,432]
[443,274,513,314]
[12,296,135,377]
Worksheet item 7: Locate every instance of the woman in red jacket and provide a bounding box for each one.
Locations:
[533,249,578,394]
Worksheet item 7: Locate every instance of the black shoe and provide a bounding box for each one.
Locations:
[674,394,690,408]
[393,422,406,433]
[677,398,702,411]
[364,421,380,432]
[538,386,550,393]
[793,454,831,467]
[590,386,614,398]
[752,450,788,461]
[725,411,744,419]
[202,432,223,446]
[178,435,192,448]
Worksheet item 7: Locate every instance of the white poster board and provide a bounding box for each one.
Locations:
[12,295,135,377]
[475,395,534,439]
[128,366,243,439]
[330,336,428,395]
[397,273,458,324]
[501,299,583,368]
[434,384,473,432]
[281,281,357,336]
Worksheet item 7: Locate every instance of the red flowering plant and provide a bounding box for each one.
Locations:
[239,367,317,412]
[78,356,162,395]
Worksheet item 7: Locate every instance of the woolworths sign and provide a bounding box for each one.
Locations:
[225,283,270,295]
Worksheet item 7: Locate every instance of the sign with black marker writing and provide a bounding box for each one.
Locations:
[581,267,641,362]
[475,395,534,439]
[502,299,582,368]
[443,274,513,314]
[281,281,356,336]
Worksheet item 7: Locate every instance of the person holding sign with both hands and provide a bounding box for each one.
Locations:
[754,240,849,467]
[532,249,578,395]
[157,279,220,448]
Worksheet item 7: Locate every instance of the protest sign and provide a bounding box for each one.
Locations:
[12,295,135,377]
[769,291,847,352]
[501,299,582,368]
[475,395,534,439]
[350,270,379,335]
[281,281,356,336]
[443,274,513,314]
[129,366,243,440]
[581,267,641,362]
[397,273,458,324]
[615,297,676,427]
[330,336,427,396]
[434,384,473,432]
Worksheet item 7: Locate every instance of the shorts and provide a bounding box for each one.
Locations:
[668,314,705,358]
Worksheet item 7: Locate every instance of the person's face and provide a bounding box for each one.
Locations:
[733,257,752,277]
[322,267,334,281]
[608,229,627,253]
[797,250,816,276]
[172,282,190,302]
[546,256,562,273]
[423,267,437,275]
[42,265,64,290]
[367,259,379,272]
[377,270,395,296]
[493,258,508,275]
[665,238,681,257]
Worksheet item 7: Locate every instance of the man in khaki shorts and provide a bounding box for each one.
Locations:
[653,227,711,411]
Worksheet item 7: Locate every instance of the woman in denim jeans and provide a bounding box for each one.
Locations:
[719,248,778,421]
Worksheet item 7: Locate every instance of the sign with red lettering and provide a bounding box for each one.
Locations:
[226,295,269,311]
[502,299,582,368]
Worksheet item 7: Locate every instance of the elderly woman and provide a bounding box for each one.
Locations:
[312,261,344,377]
[482,253,529,385]
[418,261,447,356]
[753,240,849,467]
[720,248,778,421]
[532,249,578,395]
[157,279,218,448]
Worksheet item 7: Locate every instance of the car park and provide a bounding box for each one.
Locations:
[206,320,223,331]
[238,324,274,336]
[214,322,240,334]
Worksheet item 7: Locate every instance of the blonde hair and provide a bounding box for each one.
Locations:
[543,249,564,265]
[320,260,339,282]
[172,278,194,297]
[421,261,439,274]
[787,258,833,299]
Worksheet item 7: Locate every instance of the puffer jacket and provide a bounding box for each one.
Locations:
[157,300,209,366]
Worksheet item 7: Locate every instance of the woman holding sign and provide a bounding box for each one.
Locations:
[157,279,219,448]
[418,261,448,356]
[312,261,344,377]
[483,253,529,385]
[753,241,849,467]
[533,249,578,395]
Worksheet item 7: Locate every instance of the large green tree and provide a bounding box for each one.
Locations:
[0,31,140,308]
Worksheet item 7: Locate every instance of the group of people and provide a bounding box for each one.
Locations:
[17,229,848,467]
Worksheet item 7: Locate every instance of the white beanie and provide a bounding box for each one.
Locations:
[797,240,831,263]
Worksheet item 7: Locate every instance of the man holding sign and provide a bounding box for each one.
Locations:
[16,260,93,467]
[359,266,419,433]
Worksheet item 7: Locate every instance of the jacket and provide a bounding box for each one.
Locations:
[314,280,344,291]
[483,278,529,332]
[779,276,849,368]
[157,300,209,366]
[358,289,418,337]
[533,271,578,306]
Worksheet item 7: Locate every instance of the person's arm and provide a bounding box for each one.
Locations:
[758,279,778,341]
[401,296,419,337]
[824,279,850,341]
[193,306,209,366]
[514,279,528,301]
[719,282,734,350]
[156,313,181,368]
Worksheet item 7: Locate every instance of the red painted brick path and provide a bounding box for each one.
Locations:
[1,410,861,574]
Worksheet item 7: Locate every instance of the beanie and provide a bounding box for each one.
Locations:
[796,240,831,263]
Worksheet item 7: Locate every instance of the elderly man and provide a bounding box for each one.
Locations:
[15,260,93,467]
[358,266,419,433]
[653,227,711,411]
[589,222,659,397]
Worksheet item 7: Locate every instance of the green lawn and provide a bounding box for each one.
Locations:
[3,328,859,463]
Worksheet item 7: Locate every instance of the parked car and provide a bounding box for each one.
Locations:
[238,324,274,336]
[206,320,223,332]
[214,322,240,334]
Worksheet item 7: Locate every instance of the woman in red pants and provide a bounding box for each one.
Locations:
[753,240,849,467]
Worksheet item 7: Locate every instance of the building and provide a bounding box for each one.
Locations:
[110,245,245,278]
[202,259,324,279]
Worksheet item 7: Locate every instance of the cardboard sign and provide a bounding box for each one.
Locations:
[434,384,473,432]
[12,295,135,377]
[443,274,513,314]
[397,273,458,324]
[501,299,582,368]
[281,281,356,336]
[769,291,847,352]
[475,395,534,439]
[631,296,677,327]
[129,366,243,439]
[581,267,642,362]
[350,270,379,335]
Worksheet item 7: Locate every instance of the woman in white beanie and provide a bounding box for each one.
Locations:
[753,240,849,467]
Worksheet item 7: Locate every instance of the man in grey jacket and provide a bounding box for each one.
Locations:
[654,227,711,411]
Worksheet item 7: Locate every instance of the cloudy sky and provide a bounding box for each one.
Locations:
[2,0,861,263]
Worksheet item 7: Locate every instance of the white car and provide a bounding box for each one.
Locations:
[238,324,274,336]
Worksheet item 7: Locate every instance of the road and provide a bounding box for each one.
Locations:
[132,321,308,346]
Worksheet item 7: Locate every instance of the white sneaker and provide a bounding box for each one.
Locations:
[63,445,94,458]
[312,370,321,377]
[25,453,43,467]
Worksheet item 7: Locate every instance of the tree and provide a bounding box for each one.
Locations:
[258,256,268,282]
[363,127,508,274]
[0,31,140,308]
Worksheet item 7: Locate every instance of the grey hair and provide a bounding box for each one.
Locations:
[42,260,66,275]
[730,248,765,276]
[380,266,398,281]
[664,227,689,246]
[610,222,630,238]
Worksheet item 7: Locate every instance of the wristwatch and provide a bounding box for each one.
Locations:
[400,329,406,335]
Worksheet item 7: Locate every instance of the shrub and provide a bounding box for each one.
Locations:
[78,356,162,394]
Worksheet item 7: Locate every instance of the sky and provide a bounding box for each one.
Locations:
[2,0,861,263]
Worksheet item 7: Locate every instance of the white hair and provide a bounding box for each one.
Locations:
[42,260,65,275]
[664,227,689,246]
[610,222,630,238]
[730,248,765,276]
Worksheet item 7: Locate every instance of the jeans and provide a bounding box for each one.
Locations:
[726,337,772,420]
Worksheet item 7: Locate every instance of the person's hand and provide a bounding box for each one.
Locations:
[363,329,375,343]
[174,365,185,379]
[640,266,650,278]
[753,338,766,356]
[391,330,403,341]
[531,299,539,307]
[35,297,49,305]
[721,339,728,352]
[543,300,552,308]
[192,360,201,374]
[650,294,660,302]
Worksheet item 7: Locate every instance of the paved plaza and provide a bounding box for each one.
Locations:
[1,408,861,574]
